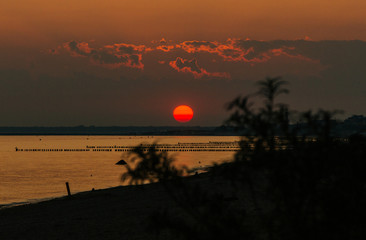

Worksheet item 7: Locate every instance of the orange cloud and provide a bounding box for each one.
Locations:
[169,57,230,79]
[177,40,219,53]
[58,39,319,72]
[159,38,167,44]
[176,39,267,62]
[62,41,149,69]
[269,47,316,62]
[176,39,316,64]
[156,45,175,52]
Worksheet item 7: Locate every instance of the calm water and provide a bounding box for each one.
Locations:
[0,136,238,206]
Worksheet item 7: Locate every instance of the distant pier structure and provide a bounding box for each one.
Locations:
[15,141,241,152]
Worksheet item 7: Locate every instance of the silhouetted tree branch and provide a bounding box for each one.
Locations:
[120,77,366,240]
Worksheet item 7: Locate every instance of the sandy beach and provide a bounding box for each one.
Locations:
[0,173,236,240]
[0,183,178,239]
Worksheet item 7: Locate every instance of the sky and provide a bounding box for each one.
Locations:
[0,0,366,126]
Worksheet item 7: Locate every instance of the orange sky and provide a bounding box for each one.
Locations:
[1,0,366,126]
[1,0,366,48]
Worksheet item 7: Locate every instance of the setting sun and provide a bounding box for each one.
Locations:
[173,105,194,123]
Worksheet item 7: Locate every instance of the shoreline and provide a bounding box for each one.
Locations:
[0,195,73,210]
[0,171,210,208]
[0,173,223,240]
[0,181,174,239]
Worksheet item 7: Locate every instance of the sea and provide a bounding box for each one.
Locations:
[0,136,238,207]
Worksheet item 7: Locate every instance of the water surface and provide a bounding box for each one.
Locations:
[0,136,238,205]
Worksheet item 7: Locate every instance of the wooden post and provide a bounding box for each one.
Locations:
[65,182,71,196]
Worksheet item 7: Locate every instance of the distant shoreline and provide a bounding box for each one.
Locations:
[0,126,239,136]
[0,119,363,137]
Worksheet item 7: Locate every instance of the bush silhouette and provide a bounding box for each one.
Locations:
[122,77,366,240]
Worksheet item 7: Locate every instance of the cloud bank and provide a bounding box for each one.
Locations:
[63,41,151,69]
[13,38,362,126]
[55,38,323,79]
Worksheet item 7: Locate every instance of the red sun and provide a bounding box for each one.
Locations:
[173,105,194,123]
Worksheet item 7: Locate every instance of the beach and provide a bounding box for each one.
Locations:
[0,181,179,239]
[0,136,239,239]
[0,172,238,240]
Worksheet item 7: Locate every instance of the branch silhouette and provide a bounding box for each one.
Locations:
[120,77,366,240]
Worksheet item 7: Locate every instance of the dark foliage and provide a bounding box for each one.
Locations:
[121,77,366,240]
[121,144,185,184]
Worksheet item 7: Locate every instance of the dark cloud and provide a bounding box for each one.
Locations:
[169,57,230,79]
[91,50,127,64]
[19,39,365,126]
[117,45,136,54]
[63,41,148,69]
[64,41,92,57]
[173,57,201,73]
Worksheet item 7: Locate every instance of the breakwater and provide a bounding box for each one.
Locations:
[15,141,241,152]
